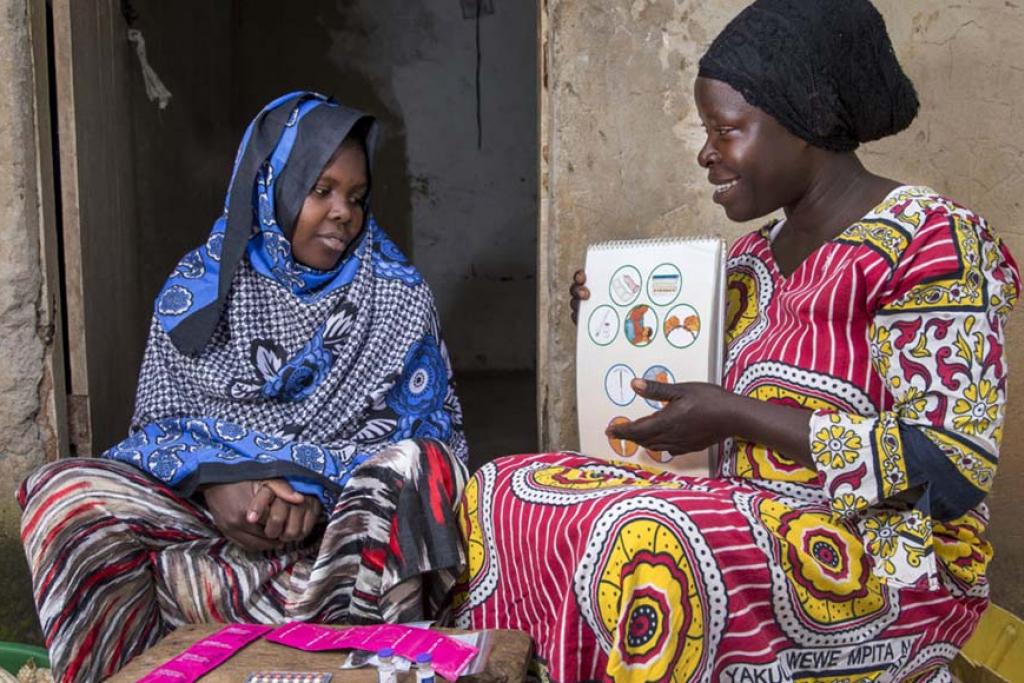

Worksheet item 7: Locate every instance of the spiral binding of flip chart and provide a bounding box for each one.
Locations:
[587,235,723,250]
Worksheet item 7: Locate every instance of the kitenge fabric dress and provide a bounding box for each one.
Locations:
[454,187,1020,682]
[19,93,468,683]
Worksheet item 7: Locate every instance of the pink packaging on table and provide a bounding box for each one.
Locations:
[267,622,478,680]
[138,623,273,682]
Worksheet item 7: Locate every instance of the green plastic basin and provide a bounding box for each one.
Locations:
[0,641,50,674]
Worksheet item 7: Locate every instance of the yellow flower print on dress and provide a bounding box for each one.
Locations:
[761,503,890,627]
[934,517,992,588]
[895,386,929,421]
[897,510,927,539]
[869,325,894,377]
[781,513,870,599]
[458,476,483,577]
[533,465,642,492]
[862,513,904,576]
[749,496,898,640]
[812,425,864,469]
[832,492,870,519]
[954,451,995,490]
[725,270,761,344]
[880,455,907,491]
[598,518,708,682]
[922,427,997,492]
[952,380,999,435]
[824,411,867,426]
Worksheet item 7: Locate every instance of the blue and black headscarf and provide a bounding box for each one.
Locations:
[101,92,467,508]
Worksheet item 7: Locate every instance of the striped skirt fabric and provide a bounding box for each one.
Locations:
[18,438,467,683]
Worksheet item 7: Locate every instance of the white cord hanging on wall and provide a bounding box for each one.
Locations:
[127,28,172,110]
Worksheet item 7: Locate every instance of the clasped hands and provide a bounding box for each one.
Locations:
[203,478,322,552]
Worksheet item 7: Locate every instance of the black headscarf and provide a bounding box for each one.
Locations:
[698,0,919,152]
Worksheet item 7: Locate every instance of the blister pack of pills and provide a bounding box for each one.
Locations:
[243,672,333,683]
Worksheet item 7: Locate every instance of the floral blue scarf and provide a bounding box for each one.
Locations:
[100,93,466,508]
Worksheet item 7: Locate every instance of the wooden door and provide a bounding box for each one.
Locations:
[52,0,146,454]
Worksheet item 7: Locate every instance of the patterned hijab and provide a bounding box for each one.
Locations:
[101,92,467,507]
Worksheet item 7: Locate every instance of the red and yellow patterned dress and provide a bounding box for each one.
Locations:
[454,187,1020,682]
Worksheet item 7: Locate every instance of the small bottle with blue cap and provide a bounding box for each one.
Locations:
[415,652,435,683]
[376,647,397,683]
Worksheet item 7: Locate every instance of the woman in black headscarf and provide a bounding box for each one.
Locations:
[455,2,1020,681]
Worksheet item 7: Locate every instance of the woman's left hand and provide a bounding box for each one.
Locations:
[606,380,737,454]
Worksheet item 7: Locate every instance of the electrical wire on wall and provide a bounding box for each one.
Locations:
[475,0,482,148]
[461,0,493,149]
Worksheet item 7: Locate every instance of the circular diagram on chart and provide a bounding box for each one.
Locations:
[587,305,620,346]
[647,263,683,306]
[604,364,637,407]
[607,416,639,458]
[624,304,658,347]
[664,304,701,348]
[645,448,673,464]
[609,265,643,306]
[642,365,676,409]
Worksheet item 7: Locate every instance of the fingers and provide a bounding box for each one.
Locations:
[263,497,291,540]
[631,379,680,403]
[569,284,591,300]
[605,414,636,440]
[261,479,305,505]
[246,484,276,524]
[276,496,322,544]
[301,508,316,540]
[279,502,306,543]
[570,271,589,300]
[606,412,661,445]
[301,498,321,540]
[570,270,590,325]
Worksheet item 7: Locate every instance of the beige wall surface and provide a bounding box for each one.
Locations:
[0,0,57,642]
[538,0,1024,614]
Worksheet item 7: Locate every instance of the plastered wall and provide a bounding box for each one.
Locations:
[0,0,57,642]
[537,0,1024,614]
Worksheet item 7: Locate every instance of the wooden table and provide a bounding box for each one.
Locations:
[105,624,532,682]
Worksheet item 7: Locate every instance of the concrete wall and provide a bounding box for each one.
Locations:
[0,0,56,644]
[538,0,1024,614]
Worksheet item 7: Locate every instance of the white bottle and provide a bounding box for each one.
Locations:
[376,647,397,683]
[415,652,436,683]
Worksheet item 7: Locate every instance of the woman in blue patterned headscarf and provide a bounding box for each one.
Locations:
[18,92,469,683]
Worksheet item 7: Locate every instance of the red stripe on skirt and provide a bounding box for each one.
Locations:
[21,481,92,541]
